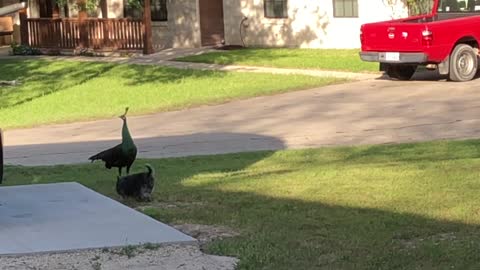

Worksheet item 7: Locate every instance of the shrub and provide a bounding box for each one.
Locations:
[10,43,42,56]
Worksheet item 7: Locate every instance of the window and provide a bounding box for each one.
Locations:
[264,0,288,18]
[124,0,168,21]
[151,0,168,21]
[333,0,358,18]
[437,0,480,12]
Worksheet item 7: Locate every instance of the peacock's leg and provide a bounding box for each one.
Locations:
[118,167,122,176]
[126,165,131,175]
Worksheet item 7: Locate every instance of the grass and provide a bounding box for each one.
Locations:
[0,59,345,129]
[175,48,379,73]
[6,139,480,269]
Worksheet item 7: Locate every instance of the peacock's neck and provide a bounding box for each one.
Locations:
[122,119,134,147]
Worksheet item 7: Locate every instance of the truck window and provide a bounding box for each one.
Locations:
[438,0,480,12]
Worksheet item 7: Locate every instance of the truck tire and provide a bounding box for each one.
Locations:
[386,64,417,80]
[449,44,478,82]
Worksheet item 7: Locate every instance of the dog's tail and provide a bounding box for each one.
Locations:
[145,164,155,177]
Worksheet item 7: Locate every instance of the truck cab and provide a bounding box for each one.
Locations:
[360,0,480,81]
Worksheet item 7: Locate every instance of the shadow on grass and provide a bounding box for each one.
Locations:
[113,63,228,87]
[0,59,116,109]
[0,58,229,109]
[158,189,480,270]
[343,139,480,165]
[144,140,480,269]
[175,48,309,65]
[3,136,480,268]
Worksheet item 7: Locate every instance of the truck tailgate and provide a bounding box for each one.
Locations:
[361,21,426,52]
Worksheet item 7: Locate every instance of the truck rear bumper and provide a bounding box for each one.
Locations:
[360,52,428,63]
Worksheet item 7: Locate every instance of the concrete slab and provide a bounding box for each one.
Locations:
[0,46,10,56]
[0,182,195,255]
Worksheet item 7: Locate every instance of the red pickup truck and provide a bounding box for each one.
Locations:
[360,0,480,81]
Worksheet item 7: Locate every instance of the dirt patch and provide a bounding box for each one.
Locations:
[136,201,206,211]
[173,224,240,245]
[0,244,238,270]
[396,232,457,249]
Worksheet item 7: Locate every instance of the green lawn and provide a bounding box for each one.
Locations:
[0,59,345,129]
[6,139,480,269]
[175,48,379,73]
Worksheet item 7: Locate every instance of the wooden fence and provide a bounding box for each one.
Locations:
[25,18,144,50]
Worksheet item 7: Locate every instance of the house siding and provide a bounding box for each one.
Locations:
[19,0,408,50]
[151,0,202,49]
[223,0,408,49]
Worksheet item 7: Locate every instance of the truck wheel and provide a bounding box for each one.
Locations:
[386,65,417,80]
[449,44,478,82]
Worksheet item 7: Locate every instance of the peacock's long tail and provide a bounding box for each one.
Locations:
[88,153,101,162]
[88,149,109,162]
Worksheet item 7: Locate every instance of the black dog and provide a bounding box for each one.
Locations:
[116,164,155,201]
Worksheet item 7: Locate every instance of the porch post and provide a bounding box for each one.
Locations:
[19,8,28,45]
[100,0,108,18]
[78,8,88,48]
[143,0,154,54]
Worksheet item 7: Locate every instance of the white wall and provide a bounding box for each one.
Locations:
[223,0,408,49]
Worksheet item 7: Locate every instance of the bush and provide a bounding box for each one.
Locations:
[10,43,42,56]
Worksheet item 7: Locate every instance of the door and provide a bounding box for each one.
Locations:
[199,0,225,46]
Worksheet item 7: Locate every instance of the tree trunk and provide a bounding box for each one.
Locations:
[78,2,88,49]
[143,0,154,54]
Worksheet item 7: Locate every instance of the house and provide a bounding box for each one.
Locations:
[20,0,408,50]
[223,0,408,49]
[0,0,22,46]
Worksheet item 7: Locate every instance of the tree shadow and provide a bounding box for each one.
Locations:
[343,139,480,165]
[0,58,230,108]
[4,132,480,268]
[113,62,228,86]
[224,1,329,48]
[138,144,480,269]
[157,188,480,269]
[3,132,286,166]
[0,58,116,108]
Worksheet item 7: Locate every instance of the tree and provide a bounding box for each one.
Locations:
[383,0,434,18]
[406,0,434,16]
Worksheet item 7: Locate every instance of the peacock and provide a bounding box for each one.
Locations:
[89,107,137,176]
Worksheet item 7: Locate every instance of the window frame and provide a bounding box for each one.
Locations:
[124,0,168,22]
[264,0,288,19]
[332,0,359,18]
[150,0,168,22]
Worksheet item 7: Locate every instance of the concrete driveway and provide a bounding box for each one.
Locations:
[5,71,480,166]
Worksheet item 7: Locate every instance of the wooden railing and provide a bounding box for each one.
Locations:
[25,18,144,50]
